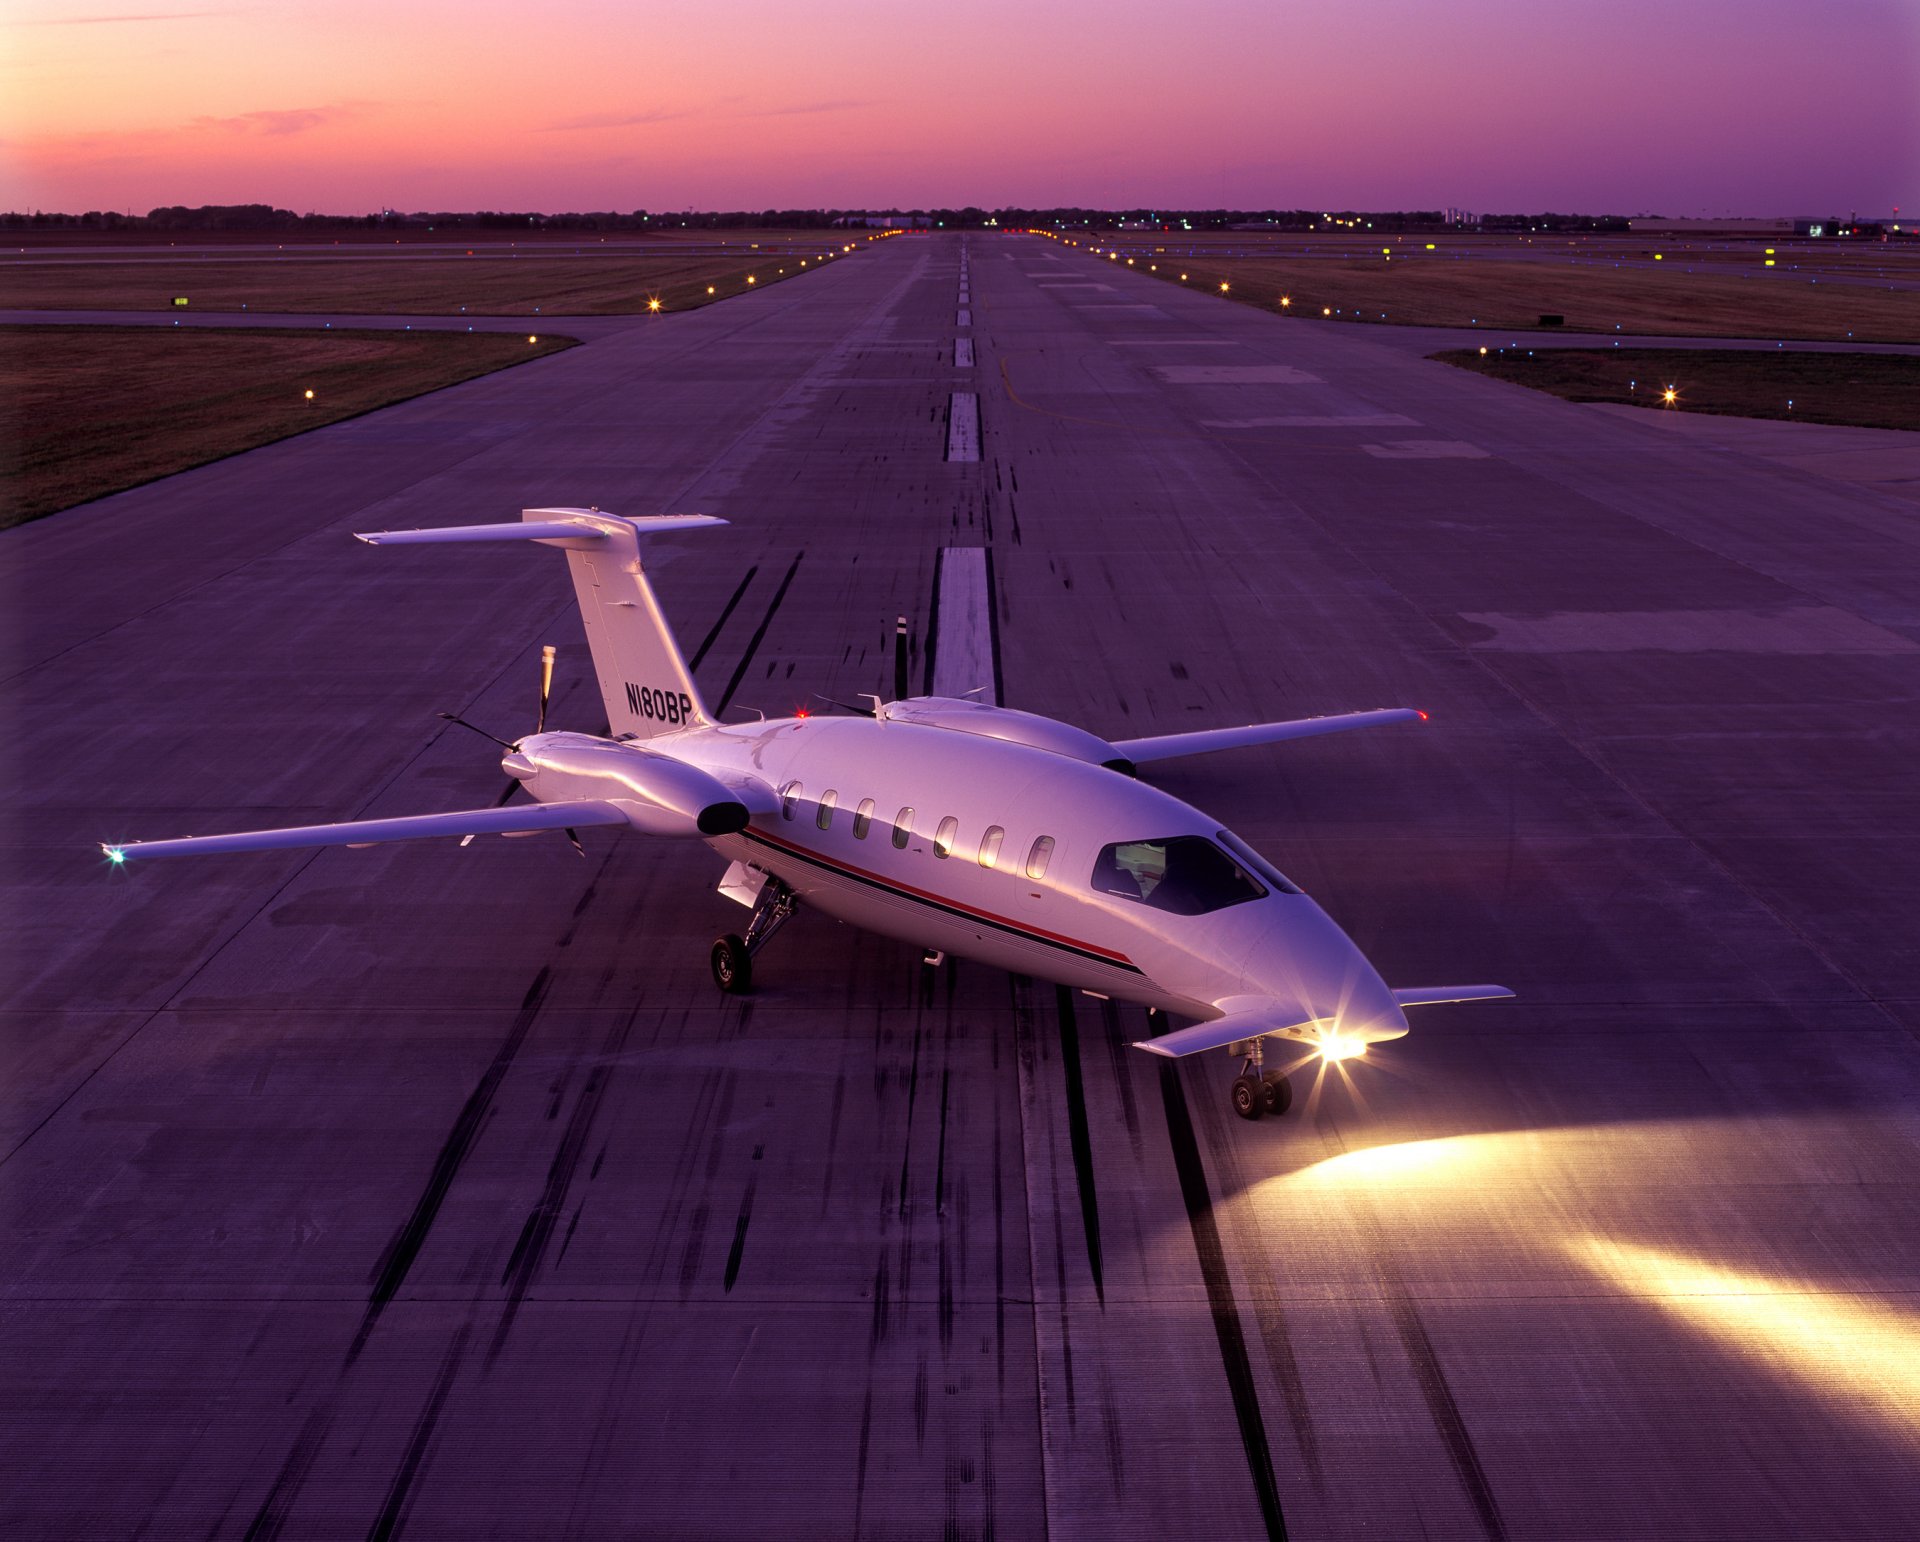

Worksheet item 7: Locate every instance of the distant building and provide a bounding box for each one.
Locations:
[832,214,932,229]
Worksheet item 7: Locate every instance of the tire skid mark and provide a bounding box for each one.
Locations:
[350,965,553,1361]
[240,1401,332,1542]
[365,1324,469,1542]
[1188,1067,1326,1496]
[1158,1062,1289,1542]
[488,1007,635,1361]
[1096,998,1144,1158]
[1051,986,1105,1304]
[714,551,803,715]
[722,1161,759,1293]
[1350,1189,1508,1541]
[688,563,759,671]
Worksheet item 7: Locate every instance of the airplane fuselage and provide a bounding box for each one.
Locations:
[511,715,1409,1037]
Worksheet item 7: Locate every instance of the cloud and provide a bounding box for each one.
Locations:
[538,108,690,132]
[190,105,353,136]
[21,10,225,22]
[747,99,873,118]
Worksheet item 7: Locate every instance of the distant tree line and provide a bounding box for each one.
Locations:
[0,202,1640,234]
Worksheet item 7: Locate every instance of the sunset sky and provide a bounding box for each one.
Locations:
[6,0,1914,215]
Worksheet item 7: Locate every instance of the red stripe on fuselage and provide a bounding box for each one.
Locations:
[742,826,1138,969]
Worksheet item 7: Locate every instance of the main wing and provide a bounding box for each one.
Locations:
[1114,707,1424,767]
[102,800,637,863]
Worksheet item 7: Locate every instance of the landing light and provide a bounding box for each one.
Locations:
[1319,1034,1365,1061]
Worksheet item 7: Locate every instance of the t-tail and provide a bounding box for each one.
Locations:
[355,507,723,740]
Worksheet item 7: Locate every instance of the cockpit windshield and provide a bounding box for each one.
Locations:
[1090,835,1267,916]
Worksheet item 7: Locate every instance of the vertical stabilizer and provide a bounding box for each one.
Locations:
[522,507,723,740]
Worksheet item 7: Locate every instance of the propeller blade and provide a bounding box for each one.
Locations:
[460,776,524,847]
[438,712,514,750]
[566,828,585,858]
[537,644,556,735]
[809,692,877,718]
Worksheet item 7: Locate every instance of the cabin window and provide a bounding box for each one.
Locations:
[1025,836,1055,880]
[1091,836,1265,916]
[1215,829,1301,894]
[853,799,875,839]
[816,790,837,831]
[780,781,802,821]
[934,816,959,858]
[978,826,1004,869]
[892,807,914,849]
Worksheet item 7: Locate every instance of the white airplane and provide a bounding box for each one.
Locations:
[101,509,1511,1120]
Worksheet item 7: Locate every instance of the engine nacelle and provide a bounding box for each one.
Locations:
[880,697,1134,774]
[504,733,757,836]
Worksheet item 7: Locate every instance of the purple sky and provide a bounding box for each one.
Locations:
[7,0,1915,213]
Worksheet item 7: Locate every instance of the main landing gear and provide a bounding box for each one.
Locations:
[1228,1035,1292,1122]
[710,873,798,994]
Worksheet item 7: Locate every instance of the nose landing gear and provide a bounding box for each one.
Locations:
[710,872,797,994]
[1229,1036,1292,1122]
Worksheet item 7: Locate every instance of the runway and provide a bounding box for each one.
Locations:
[6,233,1920,1538]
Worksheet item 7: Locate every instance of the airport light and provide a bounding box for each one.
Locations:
[528,334,538,343]
[1662,385,1678,405]
[1478,345,1487,355]
[648,297,662,312]
[1323,306,1331,316]
[1279,296,1290,307]
[747,275,756,284]
[707,285,715,294]
[303,388,314,401]
[1219,281,1229,292]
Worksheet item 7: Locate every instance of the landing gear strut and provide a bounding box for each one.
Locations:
[710,873,797,994]
[1228,1036,1292,1122]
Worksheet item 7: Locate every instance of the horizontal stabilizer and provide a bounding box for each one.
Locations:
[102,799,636,863]
[1392,985,1516,1007]
[1115,708,1424,766]
[355,512,727,548]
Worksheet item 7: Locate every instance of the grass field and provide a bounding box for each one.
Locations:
[0,232,868,315]
[1,325,577,527]
[1050,231,1920,343]
[1431,346,1920,432]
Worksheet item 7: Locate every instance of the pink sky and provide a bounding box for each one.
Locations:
[5,0,1914,214]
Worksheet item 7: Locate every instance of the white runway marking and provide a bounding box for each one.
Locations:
[1035,281,1116,291]
[1459,607,1920,655]
[1074,304,1168,317]
[946,392,980,462]
[1153,364,1323,384]
[1362,439,1489,458]
[1110,338,1240,347]
[957,309,971,327]
[955,338,974,368]
[1202,413,1420,428]
[932,547,996,700]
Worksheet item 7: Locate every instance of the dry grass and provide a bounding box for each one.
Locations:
[1,325,577,527]
[0,234,863,315]
[1431,346,1920,432]
[1058,232,1920,343]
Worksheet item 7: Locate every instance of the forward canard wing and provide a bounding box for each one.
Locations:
[1132,984,1513,1058]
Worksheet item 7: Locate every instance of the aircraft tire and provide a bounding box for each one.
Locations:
[1261,1072,1293,1116]
[710,934,753,994]
[1231,1075,1265,1121]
